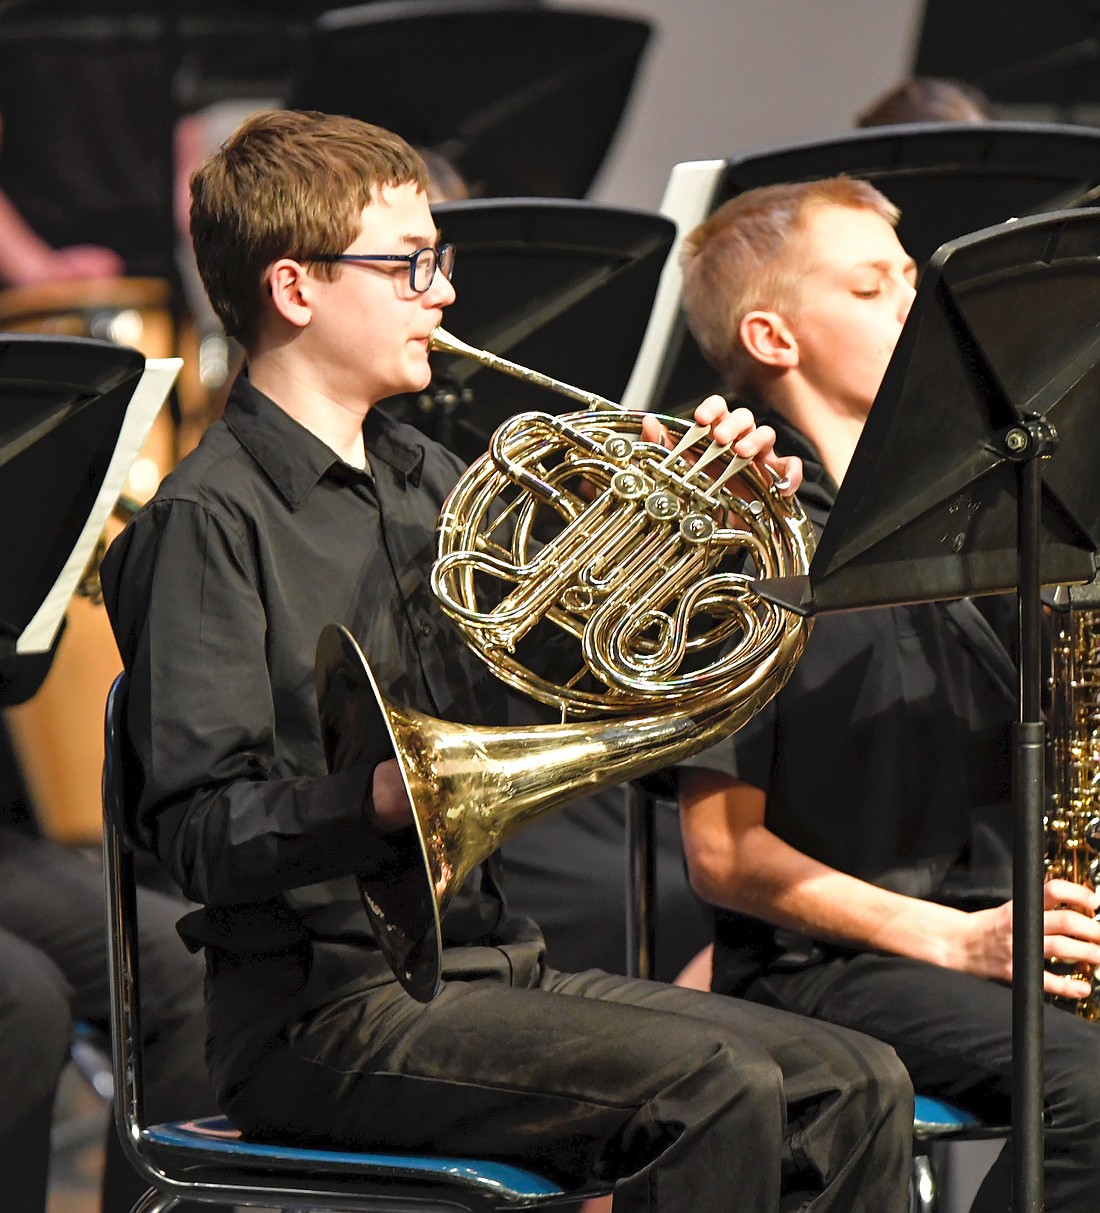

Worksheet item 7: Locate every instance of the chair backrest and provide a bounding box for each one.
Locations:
[101,670,151,1171]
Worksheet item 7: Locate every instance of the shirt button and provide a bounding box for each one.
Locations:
[419,622,431,637]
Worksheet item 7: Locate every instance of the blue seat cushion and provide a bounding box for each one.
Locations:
[143,1117,569,1200]
[914,1095,994,1141]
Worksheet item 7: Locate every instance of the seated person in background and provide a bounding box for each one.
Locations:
[0,30,202,287]
[855,76,996,127]
[676,175,1100,1213]
[418,146,473,203]
[101,108,915,1213]
[1,660,213,1213]
[0,20,227,455]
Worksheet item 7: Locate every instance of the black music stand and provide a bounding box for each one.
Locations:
[0,335,176,704]
[756,209,1100,1213]
[382,196,676,464]
[629,122,1100,416]
[288,1,652,199]
[915,0,1100,108]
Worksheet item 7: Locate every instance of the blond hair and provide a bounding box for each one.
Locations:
[680,177,899,395]
[190,109,430,348]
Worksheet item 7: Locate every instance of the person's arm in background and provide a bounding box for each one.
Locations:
[680,766,1100,1000]
[0,109,206,288]
[0,186,124,285]
[0,115,124,285]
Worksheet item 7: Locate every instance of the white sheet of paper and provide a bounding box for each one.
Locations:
[16,356,183,654]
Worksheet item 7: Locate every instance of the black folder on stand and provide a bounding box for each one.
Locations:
[0,335,179,702]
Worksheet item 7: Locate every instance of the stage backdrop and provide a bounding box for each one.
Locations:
[576,0,925,209]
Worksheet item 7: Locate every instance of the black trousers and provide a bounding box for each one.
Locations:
[736,951,1100,1213]
[210,946,914,1213]
[0,827,214,1213]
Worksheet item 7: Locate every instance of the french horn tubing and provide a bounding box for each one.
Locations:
[316,327,816,1001]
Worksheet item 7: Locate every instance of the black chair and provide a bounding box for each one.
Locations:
[101,671,611,1212]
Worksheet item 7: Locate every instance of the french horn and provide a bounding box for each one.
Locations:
[316,327,816,1001]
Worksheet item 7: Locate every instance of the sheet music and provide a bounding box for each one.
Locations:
[620,160,725,412]
[16,357,182,655]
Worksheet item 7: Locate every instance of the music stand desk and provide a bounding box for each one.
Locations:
[289,0,650,200]
[1,334,179,701]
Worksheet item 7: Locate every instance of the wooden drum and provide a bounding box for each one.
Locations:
[2,278,177,844]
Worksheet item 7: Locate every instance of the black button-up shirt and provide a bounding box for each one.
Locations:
[102,376,517,980]
[681,414,1017,991]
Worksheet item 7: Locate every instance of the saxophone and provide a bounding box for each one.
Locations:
[1046,601,1100,1020]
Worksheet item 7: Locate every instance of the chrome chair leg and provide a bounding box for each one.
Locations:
[910,1151,937,1213]
[131,1188,182,1213]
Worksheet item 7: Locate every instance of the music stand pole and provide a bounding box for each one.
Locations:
[1014,433,1055,1213]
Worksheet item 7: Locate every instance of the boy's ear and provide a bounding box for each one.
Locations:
[739,310,798,371]
[266,258,314,329]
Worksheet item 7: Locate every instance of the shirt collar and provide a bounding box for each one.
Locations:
[223,375,426,508]
[757,408,838,519]
[363,403,427,487]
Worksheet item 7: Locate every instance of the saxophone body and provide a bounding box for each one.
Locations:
[1047,604,1100,1020]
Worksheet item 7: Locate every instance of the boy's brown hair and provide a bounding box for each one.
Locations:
[680,177,899,396]
[190,109,430,349]
[856,77,995,128]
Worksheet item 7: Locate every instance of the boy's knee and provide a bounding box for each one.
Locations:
[860,1037,913,1113]
[806,1027,913,1131]
[1045,1023,1100,1144]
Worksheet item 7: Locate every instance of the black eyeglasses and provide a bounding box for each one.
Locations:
[307,244,455,293]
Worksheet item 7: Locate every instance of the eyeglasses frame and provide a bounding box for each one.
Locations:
[305,244,455,294]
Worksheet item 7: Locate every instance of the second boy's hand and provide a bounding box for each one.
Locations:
[639,396,802,498]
